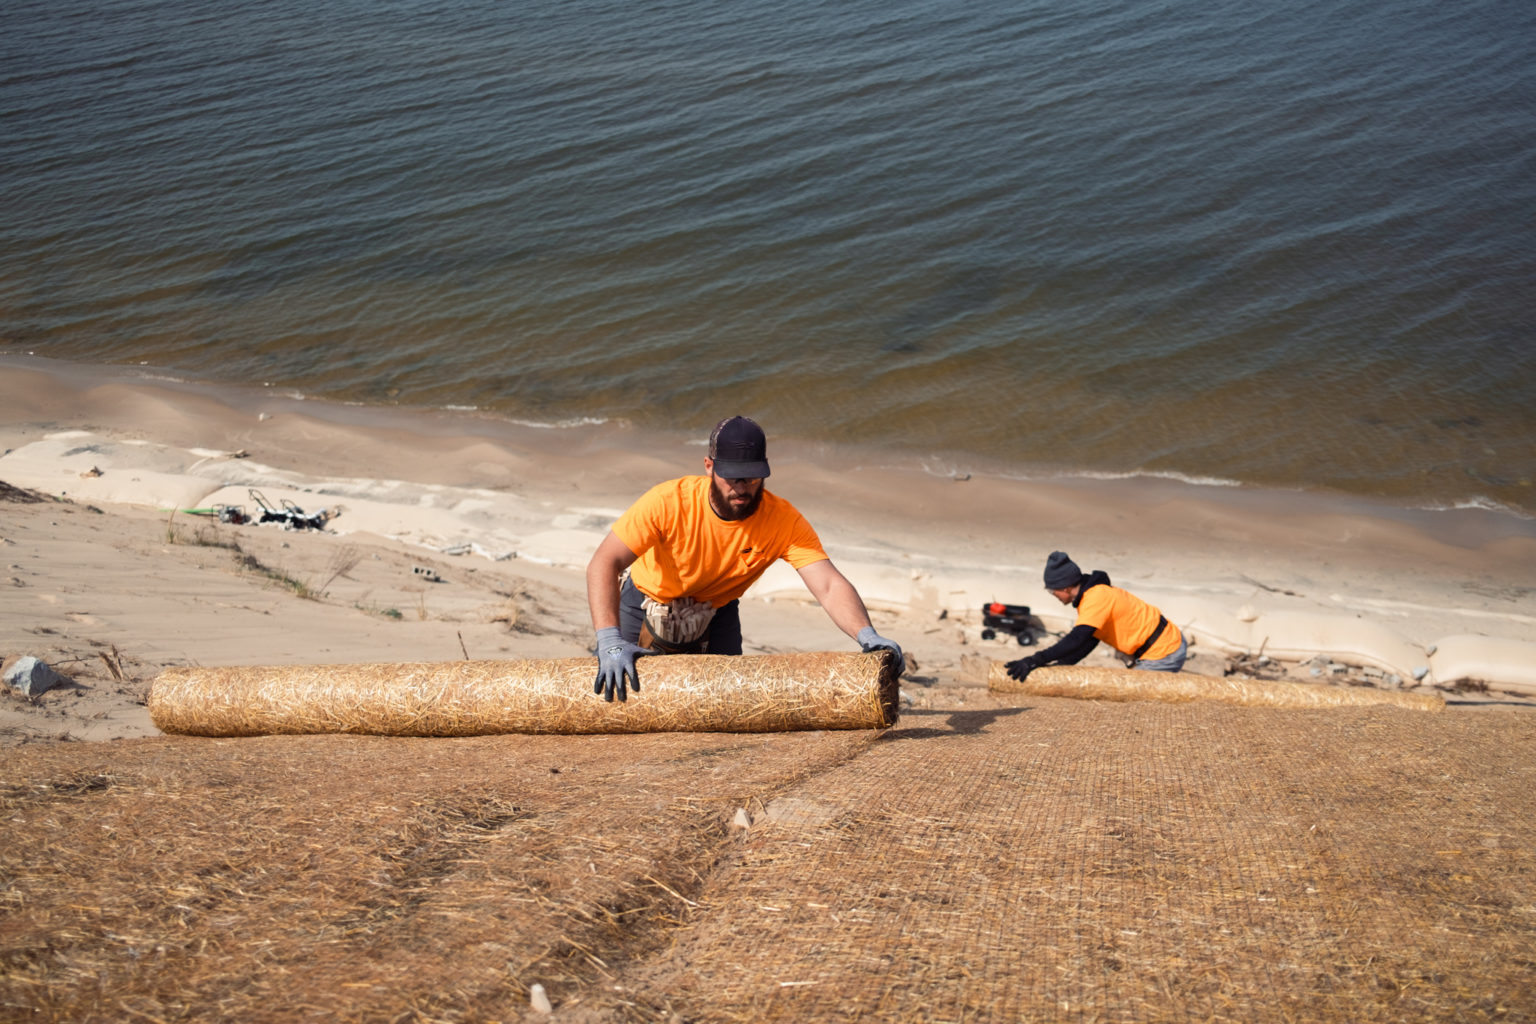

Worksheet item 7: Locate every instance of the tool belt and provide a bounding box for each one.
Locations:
[1126,615,1169,666]
[638,594,716,655]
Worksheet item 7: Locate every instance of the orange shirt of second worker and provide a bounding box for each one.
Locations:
[1075,584,1182,661]
[612,476,829,608]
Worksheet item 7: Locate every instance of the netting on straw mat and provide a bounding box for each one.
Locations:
[149,651,899,736]
[989,661,1445,711]
[4,698,1532,1023]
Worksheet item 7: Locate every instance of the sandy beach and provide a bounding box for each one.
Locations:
[3,353,1534,731]
[3,354,1536,1022]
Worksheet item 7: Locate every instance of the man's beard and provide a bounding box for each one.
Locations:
[710,477,763,521]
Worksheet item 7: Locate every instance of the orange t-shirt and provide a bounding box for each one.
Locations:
[612,476,829,607]
[1075,584,1182,661]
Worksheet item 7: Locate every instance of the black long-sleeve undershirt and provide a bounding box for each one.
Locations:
[1033,623,1099,666]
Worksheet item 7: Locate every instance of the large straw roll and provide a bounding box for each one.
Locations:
[988,661,1445,711]
[150,651,900,737]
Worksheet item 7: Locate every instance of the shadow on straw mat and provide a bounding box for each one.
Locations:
[880,706,1031,740]
[1443,698,1536,708]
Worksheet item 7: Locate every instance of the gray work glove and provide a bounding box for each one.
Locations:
[856,626,905,676]
[593,626,654,702]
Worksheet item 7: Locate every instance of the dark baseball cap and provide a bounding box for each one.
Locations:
[708,416,770,478]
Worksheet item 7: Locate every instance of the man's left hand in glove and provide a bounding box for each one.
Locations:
[857,626,906,676]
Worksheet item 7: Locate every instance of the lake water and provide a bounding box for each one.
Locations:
[3,0,1533,515]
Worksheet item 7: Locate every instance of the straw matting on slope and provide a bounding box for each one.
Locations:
[0,729,876,1024]
[630,700,1535,1023]
[4,699,1532,1023]
[149,651,899,737]
[988,660,1446,711]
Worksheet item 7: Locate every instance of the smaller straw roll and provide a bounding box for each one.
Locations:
[988,662,1445,711]
[150,651,900,737]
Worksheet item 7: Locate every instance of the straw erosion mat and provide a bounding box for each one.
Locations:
[147,652,900,737]
[3,700,1534,1023]
[987,662,1447,712]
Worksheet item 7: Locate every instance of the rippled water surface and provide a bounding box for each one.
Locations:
[3,0,1534,512]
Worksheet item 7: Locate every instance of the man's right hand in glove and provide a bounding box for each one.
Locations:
[593,626,654,702]
[1005,655,1040,682]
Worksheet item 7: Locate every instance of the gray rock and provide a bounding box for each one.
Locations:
[3,656,60,696]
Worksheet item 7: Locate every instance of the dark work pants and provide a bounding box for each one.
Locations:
[619,576,742,655]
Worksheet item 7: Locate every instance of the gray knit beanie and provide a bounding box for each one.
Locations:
[1043,550,1083,590]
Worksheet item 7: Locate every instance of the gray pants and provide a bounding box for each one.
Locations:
[1132,633,1188,672]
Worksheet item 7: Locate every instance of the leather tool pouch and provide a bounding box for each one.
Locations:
[639,595,716,655]
[638,622,709,655]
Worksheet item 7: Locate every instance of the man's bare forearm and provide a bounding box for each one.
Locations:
[798,559,874,639]
[586,531,638,632]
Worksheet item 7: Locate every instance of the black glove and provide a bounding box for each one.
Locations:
[593,626,653,702]
[1005,655,1040,682]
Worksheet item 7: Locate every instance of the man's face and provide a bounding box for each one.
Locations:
[1049,587,1076,606]
[706,459,763,521]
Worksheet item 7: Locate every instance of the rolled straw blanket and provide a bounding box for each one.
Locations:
[150,651,900,737]
[988,662,1444,712]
